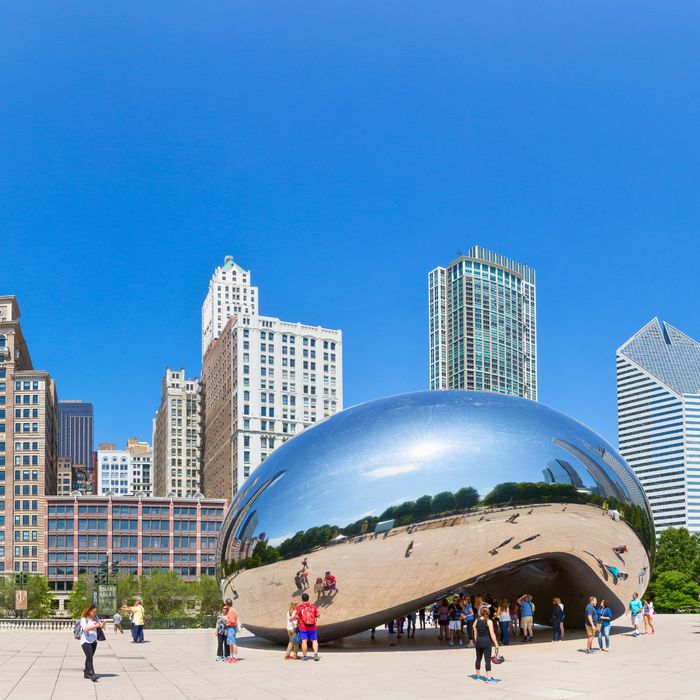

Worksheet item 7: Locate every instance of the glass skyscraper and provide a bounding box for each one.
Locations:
[617,318,700,535]
[428,246,537,399]
[58,400,94,469]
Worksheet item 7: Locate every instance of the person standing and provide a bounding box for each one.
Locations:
[215,604,230,661]
[284,601,300,659]
[418,606,426,630]
[643,599,655,635]
[517,594,534,642]
[497,599,511,645]
[296,592,321,661]
[79,605,104,682]
[121,598,146,643]
[597,599,613,652]
[406,610,417,639]
[113,611,123,634]
[472,604,500,683]
[584,596,598,654]
[629,592,643,637]
[551,598,564,642]
[437,598,450,641]
[224,598,240,662]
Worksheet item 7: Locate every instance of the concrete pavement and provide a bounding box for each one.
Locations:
[0,614,697,699]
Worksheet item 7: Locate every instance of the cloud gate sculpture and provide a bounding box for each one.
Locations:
[217,391,653,643]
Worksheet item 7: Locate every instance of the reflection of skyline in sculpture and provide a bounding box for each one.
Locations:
[542,459,584,488]
[217,391,653,643]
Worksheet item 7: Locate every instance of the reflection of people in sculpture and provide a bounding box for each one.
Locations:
[513,534,540,549]
[313,577,324,599]
[638,566,648,583]
[489,537,513,555]
[613,545,628,555]
[294,571,303,591]
[505,513,520,524]
[405,540,414,558]
[323,571,338,597]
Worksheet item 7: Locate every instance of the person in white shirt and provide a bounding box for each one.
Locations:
[79,605,105,682]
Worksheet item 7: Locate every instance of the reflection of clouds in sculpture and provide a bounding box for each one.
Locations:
[363,463,420,480]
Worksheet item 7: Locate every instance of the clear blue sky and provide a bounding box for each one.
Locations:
[2,2,699,449]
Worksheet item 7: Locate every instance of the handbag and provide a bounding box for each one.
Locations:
[491,647,505,664]
[95,616,106,641]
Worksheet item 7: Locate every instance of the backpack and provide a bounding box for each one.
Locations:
[73,620,82,640]
[299,604,316,627]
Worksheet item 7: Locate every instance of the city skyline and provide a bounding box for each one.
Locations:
[2,237,698,457]
[4,3,700,455]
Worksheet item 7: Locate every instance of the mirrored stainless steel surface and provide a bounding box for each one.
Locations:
[218,391,653,643]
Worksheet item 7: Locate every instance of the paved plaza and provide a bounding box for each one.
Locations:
[0,615,697,700]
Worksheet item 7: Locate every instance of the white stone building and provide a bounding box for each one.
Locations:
[201,257,343,500]
[152,368,202,497]
[201,256,258,360]
[97,439,152,496]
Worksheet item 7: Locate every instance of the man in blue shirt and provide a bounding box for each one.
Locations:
[584,596,598,654]
[517,594,535,641]
[629,592,643,637]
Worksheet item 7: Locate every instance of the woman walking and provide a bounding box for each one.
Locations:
[215,604,230,661]
[551,598,564,642]
[597,599,613,651]
[472,604,500,683]
[79,605,105,682]
[284,601,300,659]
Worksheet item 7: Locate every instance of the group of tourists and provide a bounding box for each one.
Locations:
[584,592,654,654]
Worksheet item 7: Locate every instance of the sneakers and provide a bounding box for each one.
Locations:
[484,677,500,683]
[313,654,320,662]
[458,640,464,646]
[448,641,454,647]
[225,656,239,663]
[301,656,309,661]
[215,656,225,662]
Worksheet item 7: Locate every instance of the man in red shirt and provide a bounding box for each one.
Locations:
[295,593,320,661]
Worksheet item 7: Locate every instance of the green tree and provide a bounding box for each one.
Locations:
[431,491,456,513]
[654,528,700,580]
[414,495,433,519]
[0,577,15,616]
[142,572,188,618]
[26,575,54,618]
[66,575,91,618]
[116,573,140,608]
[648,570,700,612]
[455,487,479,510]
[197,575,223,616]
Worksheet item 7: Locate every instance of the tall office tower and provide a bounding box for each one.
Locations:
[617,318,700,535]
[201,256,259,359]
[201,257,343,500]
[58,400,93,471]
[428,246,537,399]
[0,295,58,575]
[97,439,152,496]
[153,369,202,497]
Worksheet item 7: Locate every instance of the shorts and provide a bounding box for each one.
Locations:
[520,616,533,627]
[438,620,449,627]
[299,628,318,642]
[226,627,237,645]
[449,620,461,631]
[585,625,596,637]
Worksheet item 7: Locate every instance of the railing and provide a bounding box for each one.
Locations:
[0,619,75,631]
[0,617,218,631]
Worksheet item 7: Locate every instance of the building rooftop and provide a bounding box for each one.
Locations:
[618,318,700,395]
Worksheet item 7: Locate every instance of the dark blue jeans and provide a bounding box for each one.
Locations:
[553,620,562,641]
[133,624,144,643]
[499,620,510,645]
